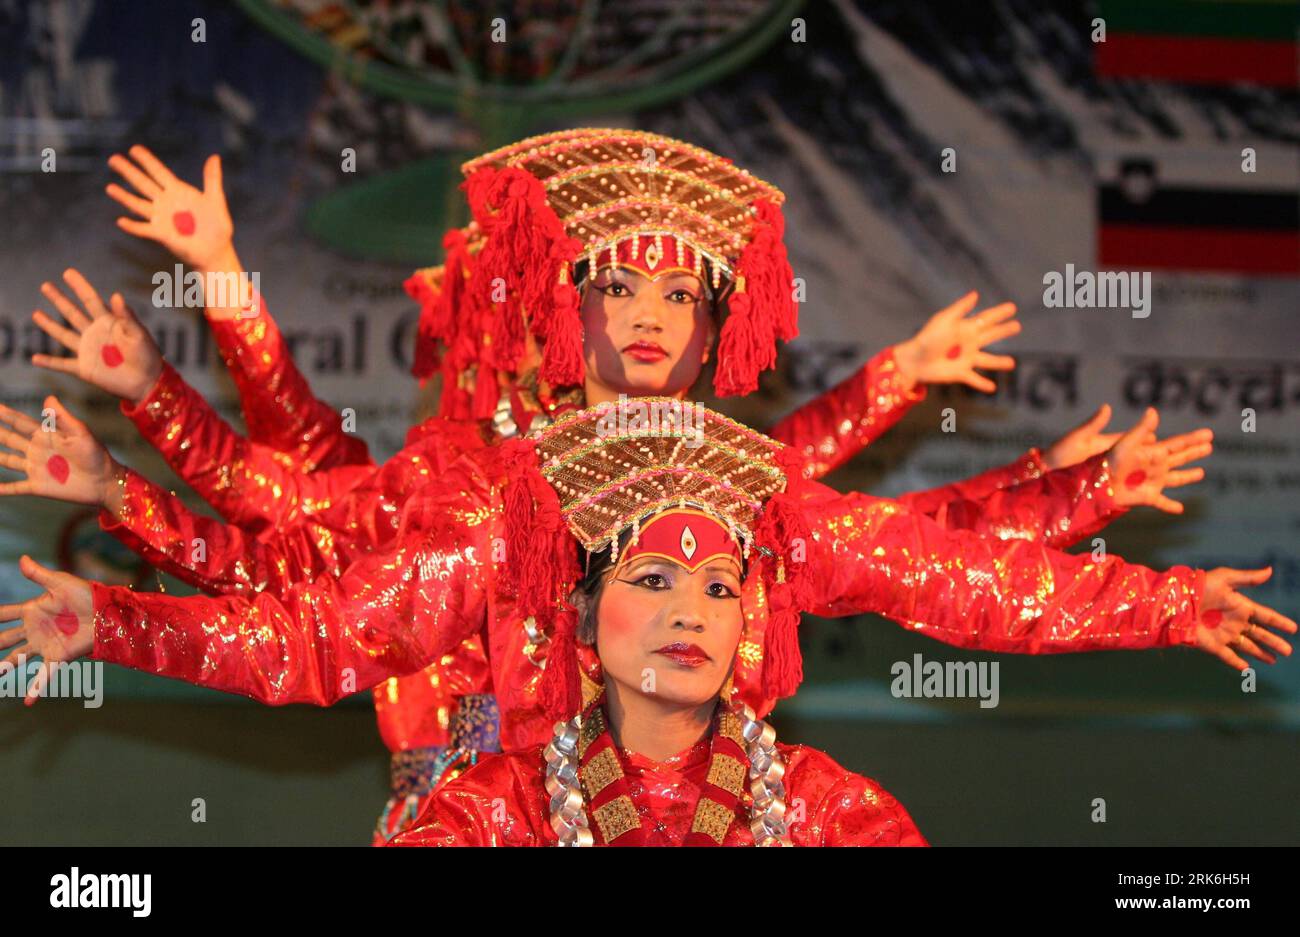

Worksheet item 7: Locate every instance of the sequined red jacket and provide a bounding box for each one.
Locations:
[92,436,1203,755]
[388,739,926,846]
[109,337,1122,750]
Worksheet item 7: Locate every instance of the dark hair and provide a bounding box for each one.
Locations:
[571,535,622,646]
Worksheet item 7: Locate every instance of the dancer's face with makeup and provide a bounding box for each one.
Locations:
[586,552,744,709]
[579,264,716,404]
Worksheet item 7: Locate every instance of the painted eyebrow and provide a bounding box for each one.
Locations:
[620,557,673,574]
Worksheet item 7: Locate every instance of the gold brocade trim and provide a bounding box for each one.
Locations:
[578,706,605,759]
[543,432,781,482]
[593,795,640,843]
[690,797,735,845]
[719,672,736,701]
[579,668,602,709]
[540,396,778,450]
[582,747,621,800]
[705,753,747,795]
[717,710,745,748]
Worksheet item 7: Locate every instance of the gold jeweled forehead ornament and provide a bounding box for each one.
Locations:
[404,128,799,421]
[494,399,817,722]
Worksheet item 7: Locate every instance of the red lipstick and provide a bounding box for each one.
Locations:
[654,642,710,667]
[623,340,668,363]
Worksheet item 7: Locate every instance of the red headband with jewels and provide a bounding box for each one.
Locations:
[615,509,741,575]
[583,233,708,285]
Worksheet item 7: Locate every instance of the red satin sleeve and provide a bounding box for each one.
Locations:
[90,459,500,705]
[767,347,926,479]
[800,481,1204,654]
[98,416,489,599]
[389,751,535,846]
[785,746,927,846]
[906,453,1126,550]
[122,360,374,531]
[900,448,1047,516]
[97,468,354,597]
[206,292,371,471]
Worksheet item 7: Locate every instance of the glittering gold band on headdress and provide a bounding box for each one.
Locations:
[533,397,786,559]
[461,128,785,279]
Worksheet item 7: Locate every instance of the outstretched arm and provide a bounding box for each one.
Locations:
[796,479,1294,665]
[0,395,407,601]
[30,271,373,529]
[767,345,925,478]
[900,403,1119,516]
[768,292,1018,477]
[904,408,1214,550]
[100,467,361,598]
[118,359,373,530]
[0,458,502,706]
[106,145,369,471]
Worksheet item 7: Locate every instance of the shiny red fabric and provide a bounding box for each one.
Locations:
[206,295,372,473]
[120,360,374,533]
[92,442,1203,738]
[111,377,490,750]
[112,339,1122,746]
[121,304,488,752]
[899,448,1048,514]
[93,450,505,704]
[388,740,926,846]
[765,348,1106,544]
[112,304,1147,811]
[767,346,927,478]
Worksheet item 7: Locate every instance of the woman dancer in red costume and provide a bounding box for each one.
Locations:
[394,406,928,846]
[0,131,1289,841]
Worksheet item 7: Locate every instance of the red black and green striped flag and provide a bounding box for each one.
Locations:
[1095,0,1299,87]
[1097,147,1300,276]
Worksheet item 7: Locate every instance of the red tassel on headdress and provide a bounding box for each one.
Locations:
[754,200,799,342]
[404,271,441,381]
[540,603,581,720]
[408,228,470,383]
[539,266,585,387]
[713,288,771,397]
[463,166,575,379]
[494,437,583,716]
[754,448,816,700]
[435,356,470,421]
[713,198,798,397]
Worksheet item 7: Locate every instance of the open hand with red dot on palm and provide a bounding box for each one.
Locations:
[0,556,95,706]
[30,268,162,405]
[0,396,122,509]
[1105,407,1213,513]
[893,291,1021,392]
[1194,567,1295,670]
[106,145,234,273]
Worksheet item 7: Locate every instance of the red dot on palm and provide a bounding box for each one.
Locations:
[1124,470,1146,489]
[945,344,961,360]
[101,344,124,368]
[173,211,196,236]
[53,607,80,635]
[46,454,70,484]
[1202,610,1223,628]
